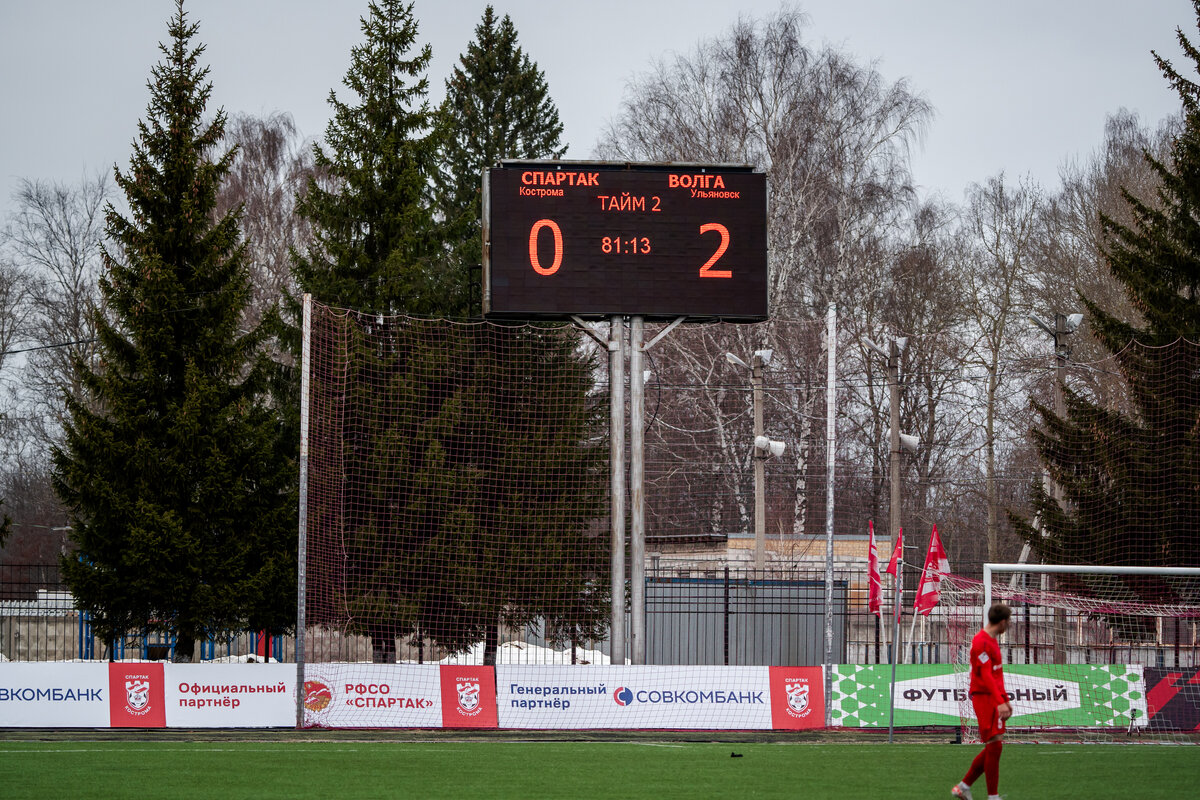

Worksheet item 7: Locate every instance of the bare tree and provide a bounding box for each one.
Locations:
[597,6,929,317]
[215,111,315,330]
[0,252,34,466]
[3,174,108,458]
[955,174,1043,563]
[598,7,930,552]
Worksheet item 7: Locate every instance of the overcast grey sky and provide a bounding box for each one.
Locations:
[0,0,1192,220]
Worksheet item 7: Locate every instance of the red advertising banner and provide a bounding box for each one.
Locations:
[768,666,825,730]
[108,663,166,727]
[1144,667,1200,732]
[439,666,498,728]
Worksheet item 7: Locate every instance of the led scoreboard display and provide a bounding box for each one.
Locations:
[483,162,767,321]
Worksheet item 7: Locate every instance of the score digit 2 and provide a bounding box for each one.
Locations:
[699,222,732,278]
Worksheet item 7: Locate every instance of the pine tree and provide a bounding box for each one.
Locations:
[433,5,567,315]
[292,0,441,315]
[1014,6,1200,608]
[53,1,294,660]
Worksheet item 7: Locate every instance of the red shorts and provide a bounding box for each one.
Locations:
[972,694,1007,741]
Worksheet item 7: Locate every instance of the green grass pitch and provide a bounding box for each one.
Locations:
[2,739,1197,798]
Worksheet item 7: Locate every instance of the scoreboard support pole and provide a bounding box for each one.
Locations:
[630,316,685,665]
[576,314,687,667]
[630,317,646,665]
[609,317,627,666]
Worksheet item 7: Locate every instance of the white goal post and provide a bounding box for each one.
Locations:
[981,563,1200,626]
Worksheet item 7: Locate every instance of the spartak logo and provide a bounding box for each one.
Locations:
[304,680,333,713]
[457,681,481,715]
[124,677,152,716]
[784,680,811,718]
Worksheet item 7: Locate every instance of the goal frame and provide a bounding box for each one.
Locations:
[981,563,1200,626]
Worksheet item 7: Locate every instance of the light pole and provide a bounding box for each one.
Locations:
[727,349,785,571]
[864,334,918,743]
[1029,311,1081,662]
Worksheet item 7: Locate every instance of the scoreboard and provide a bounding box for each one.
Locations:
[482,162,767,321]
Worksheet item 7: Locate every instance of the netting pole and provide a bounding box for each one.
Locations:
[823,303,836,727]
[630,316,646,665]
[753,352,766,571]
[294,293,311,729]
[609,316,626,666]
[1051,313,1072,664]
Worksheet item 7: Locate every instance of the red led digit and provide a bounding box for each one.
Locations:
[699,222,731,278]
[529,219,563,275]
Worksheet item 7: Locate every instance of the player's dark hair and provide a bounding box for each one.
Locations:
[988,603,1012,625]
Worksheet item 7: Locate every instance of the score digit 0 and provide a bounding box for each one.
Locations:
[528,219,564,276]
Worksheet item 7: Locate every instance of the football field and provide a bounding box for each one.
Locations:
[1,736,1197,799]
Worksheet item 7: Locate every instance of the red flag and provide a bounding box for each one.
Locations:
[867,521,882,617]
[885,527,903,577]
[914,524,950,616]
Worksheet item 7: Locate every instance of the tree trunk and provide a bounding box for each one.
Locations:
[173,634,196,663]
[371,633,396,664]
[483,622,499,666]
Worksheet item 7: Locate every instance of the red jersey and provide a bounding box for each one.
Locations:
[968,628,1008,705]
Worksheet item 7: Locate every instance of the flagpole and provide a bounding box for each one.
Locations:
[906,606,920,664]
[887,532,903,744]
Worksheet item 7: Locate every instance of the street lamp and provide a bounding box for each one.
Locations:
[727,349,785,571]
[1028,312,1082,504]
[1029,311,1081,663]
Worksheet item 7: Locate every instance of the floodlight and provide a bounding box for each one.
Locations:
[753,348,774,365]
[725,352,750,370]
[1065,313,1083,333]
[863,338,888,359]
[899,433,919,453]
[1028,315,1055,337]
[755,436,786,457]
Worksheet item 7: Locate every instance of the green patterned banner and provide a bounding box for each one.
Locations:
[830,664,1146,728]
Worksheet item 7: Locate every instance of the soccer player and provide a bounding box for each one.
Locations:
[952,603,1012,800]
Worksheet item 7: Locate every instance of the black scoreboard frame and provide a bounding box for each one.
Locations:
[482,160,768,322]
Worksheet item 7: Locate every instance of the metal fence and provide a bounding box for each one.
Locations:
[0,563,294,663]
[3,562,1196,668]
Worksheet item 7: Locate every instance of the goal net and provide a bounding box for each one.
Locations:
[939,566,1200,743]
[301,300,611,674]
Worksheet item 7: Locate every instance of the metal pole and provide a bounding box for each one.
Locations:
[984,563,993,627]
[630,316,646,665]
[295,293,312,729]
[753,353,766,571]
[723,566,730,666]
[1052,313,1069,664]
[823,304,837,727]
[888,544,903,744]
[886,338,902,742]
[888,339,901,607]
[609,317,626,666]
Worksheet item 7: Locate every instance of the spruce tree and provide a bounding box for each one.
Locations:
[295,3,606,664]
[291,0,443,661]
[1014,7,1200,607]
[433,5,567,315]
[422,11,604,664]
[292,0,441,315]
[53,1,294,660]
